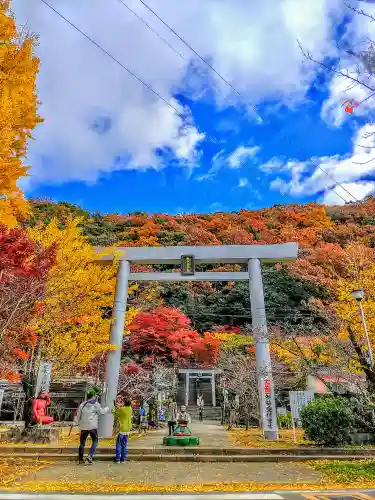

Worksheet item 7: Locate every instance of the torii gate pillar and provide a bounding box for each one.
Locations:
[249,258,278,440]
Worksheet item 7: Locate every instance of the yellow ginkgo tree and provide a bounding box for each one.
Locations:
[271,243,375,395]
[333,244,375,341]
[330,243,375,391]
[0,1,42,227]
[28,217,138,376]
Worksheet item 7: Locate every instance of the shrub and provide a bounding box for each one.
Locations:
[277,412,292,429]
[300,396,354,446]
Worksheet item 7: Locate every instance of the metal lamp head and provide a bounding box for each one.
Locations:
[351,289,364,301]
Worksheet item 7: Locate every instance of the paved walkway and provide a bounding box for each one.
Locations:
[13,461,322,487]
[129,420,234,449]
[6,421,322,490]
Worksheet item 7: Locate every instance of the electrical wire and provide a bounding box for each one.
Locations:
[133,0,363,204]
[38,0,181,114]
[39,0,351,206]
[115,0,233,105]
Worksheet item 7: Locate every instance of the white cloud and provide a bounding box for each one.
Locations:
[260,157,288,173]
[12,0,345,186]
[269,123,375,204]
[195,144,260,181]
[238,177,249,188]
[227,146,260,168]
[321,66,375,127]
[211,145,259,171]
[320,2,375,126]
[320,181,375,205]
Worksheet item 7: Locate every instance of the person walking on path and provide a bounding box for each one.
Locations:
[19,370,34,429]
[197,394,204,421]
[113,397,133,463]
[166,397,177,436]
[76,388,110,465]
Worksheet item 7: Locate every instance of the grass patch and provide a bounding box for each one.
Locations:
[229,427,312,448]
[313,459,375,483]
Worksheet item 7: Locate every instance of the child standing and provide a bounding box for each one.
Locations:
[113,398,133,463]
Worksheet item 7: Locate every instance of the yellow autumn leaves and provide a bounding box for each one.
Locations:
[28,217,138,376]
[0,2,140,375]
[0,1,42,227]
[332,244,375,366]
[272,242,375,378]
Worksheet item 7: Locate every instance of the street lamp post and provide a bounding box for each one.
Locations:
[351,289,374,368]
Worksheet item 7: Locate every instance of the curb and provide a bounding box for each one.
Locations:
[1,453,374,462]
[0,446,374,456]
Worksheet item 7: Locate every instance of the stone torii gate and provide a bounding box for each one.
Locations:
[97,243,298,439]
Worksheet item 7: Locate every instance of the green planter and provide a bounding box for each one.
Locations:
[163,436,200,446]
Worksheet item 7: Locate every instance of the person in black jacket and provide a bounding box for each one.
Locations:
[19,370,34,428]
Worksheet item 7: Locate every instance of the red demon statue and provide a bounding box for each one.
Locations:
[32,392,54,425]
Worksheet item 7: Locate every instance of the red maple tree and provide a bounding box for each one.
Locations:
[128,307,199,363]
[193,334,220,367]
[128,306,218,366]
[0,225,56,379]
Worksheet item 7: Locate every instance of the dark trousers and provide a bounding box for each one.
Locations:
[199,408,203,421]
[78,429,98,461]
[115,433,128,462]
[168,421,176,435]
[23,400,32,428]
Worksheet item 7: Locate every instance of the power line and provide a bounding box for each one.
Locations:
[37,0,253,184]
[38,0,181,115]
[115,0,231,103]
[41,0,351,205]
[133,0,362,204]
[183,311,329,320]
[119,0,375,209]
[114,0,351,204]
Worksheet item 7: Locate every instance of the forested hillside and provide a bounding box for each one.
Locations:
[25,198,375,335]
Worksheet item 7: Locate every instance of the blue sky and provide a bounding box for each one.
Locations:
[13,0,375,214]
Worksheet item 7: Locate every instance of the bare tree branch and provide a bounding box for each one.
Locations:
[345,3,375,23]
[298,39,375,93]
[353,156,375,165]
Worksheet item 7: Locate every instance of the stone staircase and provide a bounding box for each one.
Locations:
[187,406,222,421]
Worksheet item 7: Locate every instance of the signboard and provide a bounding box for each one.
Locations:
[289,390,314,420]
[34,361,52,397]
[181,255,195,276]
[263,378,273,430]
[49,392,84,399]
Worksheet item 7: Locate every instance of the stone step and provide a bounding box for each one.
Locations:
[0,452,373,462]
[187,407,222,421]
[1,446,375,456]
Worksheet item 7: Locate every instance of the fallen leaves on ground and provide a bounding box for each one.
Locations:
[0,459,51,487]
[229,427,311,448]
[312,459,375,484]
[4,479,375,493]
[1,457,375,492]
